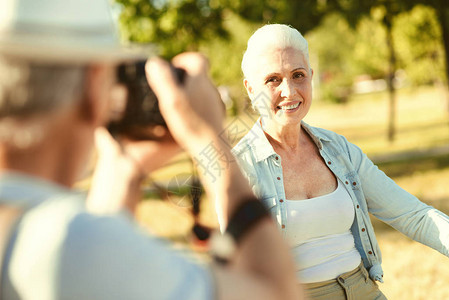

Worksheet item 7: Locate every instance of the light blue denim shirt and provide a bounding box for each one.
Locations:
[232,119,449,282]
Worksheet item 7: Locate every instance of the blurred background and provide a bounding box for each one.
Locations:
[108,0,449,298]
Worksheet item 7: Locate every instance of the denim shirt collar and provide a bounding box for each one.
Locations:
[248,118,331,163]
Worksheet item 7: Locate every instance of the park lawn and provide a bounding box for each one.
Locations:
[134,85,449,299]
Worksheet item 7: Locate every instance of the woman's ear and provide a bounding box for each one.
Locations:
[243,78,254,99]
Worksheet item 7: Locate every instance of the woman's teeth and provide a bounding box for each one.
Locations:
[279,103,300,110]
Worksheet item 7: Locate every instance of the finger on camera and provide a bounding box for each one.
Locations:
[145,57,182,100]
[171,52,209,75]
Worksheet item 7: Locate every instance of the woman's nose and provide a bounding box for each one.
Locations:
[279,79,297,99]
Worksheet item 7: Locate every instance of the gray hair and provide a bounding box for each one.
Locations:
[241,24,310,80]
[0,55,87,118]
[0,55,88,148]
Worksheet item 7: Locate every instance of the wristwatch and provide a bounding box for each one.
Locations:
[210,198,269,264]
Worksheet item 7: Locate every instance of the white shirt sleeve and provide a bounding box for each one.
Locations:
[6,198,214,300]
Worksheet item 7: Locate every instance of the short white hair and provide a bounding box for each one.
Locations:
[241,24,310,80]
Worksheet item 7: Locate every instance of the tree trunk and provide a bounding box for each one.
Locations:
[384,11,397,142]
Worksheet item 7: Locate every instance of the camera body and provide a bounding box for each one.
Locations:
[107,61,185,140]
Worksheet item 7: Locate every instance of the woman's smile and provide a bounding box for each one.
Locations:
[276,101,302,113]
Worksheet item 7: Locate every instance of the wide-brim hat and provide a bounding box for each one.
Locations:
[0,0,155,64]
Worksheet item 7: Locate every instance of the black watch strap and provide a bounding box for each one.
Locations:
[226,197,270,244]
[211,197,270,265]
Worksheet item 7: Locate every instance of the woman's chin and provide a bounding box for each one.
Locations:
[262,114,303,130]
[279,111,304,122]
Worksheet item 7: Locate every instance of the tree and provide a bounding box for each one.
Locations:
[113,0,229,58]
[394,5,446,86]
[412,0,449,109]
[336,0,449,139]
[334,1,409,141]
[307,13,358,103]
[220,0,334,34]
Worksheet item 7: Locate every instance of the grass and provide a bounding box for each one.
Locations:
[135,85,449,299]
[378,230,449,300]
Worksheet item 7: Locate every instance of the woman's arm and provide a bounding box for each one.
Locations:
[346,138,449,256]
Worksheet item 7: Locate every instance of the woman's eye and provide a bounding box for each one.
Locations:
[266,77,280,84]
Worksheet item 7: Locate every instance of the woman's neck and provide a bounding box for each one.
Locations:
[261,119,306,152]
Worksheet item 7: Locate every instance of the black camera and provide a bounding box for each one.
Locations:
[107,61,185,140]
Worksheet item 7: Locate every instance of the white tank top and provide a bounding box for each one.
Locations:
[285,179,362,283]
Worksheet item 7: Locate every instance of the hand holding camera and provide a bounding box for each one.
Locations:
[90,53,225,215]
[107,52,225,151]
[146,53,225,154]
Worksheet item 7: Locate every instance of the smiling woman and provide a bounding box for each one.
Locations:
[230,24,449,300]
[244,47,313,129]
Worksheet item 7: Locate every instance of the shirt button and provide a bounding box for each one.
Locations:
[327,161,332,165]
[282,225,285,229]
[361,228,366,232]
[277,177,281,180]
[368,251,373,255]
[275,156,279,160]
[356,205,360,208]
[353,182,357,186]
[279,199,284,203]
[345,181,349,185]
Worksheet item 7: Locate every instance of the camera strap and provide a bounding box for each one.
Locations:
[190,165,212,242]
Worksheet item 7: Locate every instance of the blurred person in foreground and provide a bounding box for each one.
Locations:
[0,1,303,299]
[232,24,449,300]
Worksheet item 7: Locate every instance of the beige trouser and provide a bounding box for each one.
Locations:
[303,263,388,300]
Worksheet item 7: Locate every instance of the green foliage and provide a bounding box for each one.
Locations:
[199,12,257,87]
[333,0,449,96]
[114,0,229,58]
[307,13,358,103]
[198,12,261,113]
[393,5,446,85]
[219,0,331,34]
[306,5,445,103]
[352,15,388,78]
